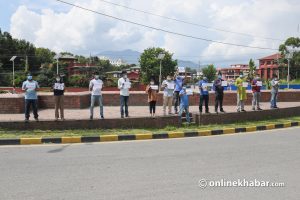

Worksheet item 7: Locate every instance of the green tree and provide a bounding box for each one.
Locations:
[279,37,300,80]
[202,64,217,82]
[139,47,177,83]
[248,58,256,80]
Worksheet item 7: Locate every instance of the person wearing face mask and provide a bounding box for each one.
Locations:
[178,85,190,123]
[251,74,263,111]
[89,72,104,120]
[22,73,40,122]
[235,73,247,112]
[198,76,210,114]
[161,75,174,115]
[213,74,225,113]
[173,70,185,114]
[118,70,131,118]
[53,75,65,121]
[145,78,158,118]
[270,74,280,109]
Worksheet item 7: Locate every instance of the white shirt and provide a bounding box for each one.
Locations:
[89,79,103,95]
[118,77,131,96]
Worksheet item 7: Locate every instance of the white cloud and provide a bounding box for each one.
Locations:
[9,0,300,66]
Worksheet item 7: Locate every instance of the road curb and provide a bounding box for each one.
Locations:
[0,121,298,146]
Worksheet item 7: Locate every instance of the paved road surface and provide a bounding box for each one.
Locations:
[0,128,300,200]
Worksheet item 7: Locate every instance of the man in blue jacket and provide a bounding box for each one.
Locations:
[198,77,210,113]
[213,75,225,113]
[173,71,184,114]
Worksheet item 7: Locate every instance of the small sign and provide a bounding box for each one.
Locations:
[167,83,175,90]
[274,81,279,85]
[54,83,65,90]
[178,67,185,73]
[186,89,193,95]
[242,82,249,88]
[124,81,131,89]
[93,83,102,89]
[221,81,228,87]
[256,81,262,87]
[150,85,158,90]
[26,82,36,90]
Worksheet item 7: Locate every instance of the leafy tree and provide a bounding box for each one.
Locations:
[36,68,55,87]
[279,37,300,80]
[248,59,256,80]
[202,64,217,82]
[139,47,177,83]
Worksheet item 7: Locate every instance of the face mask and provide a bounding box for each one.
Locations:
[150,82,154,85]
[27,76,32,80]
[56,78,60,82]
[182,87,187,90]
[167,78,171,81]
[239,75,243,78]
[123,75,127,79]
[218,76,222,79]
[95,75,99,79]
[203,78,208,81]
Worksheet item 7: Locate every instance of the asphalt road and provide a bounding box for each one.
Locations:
[0,128,300,200]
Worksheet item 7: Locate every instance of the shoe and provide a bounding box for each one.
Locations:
[252,108,255,111]
[257,108,263,111]
[168,112,172,115]
[241,109,246,112]
[274,106,279,109]
[215,110,218,114]
[125,115,129,118]
[35,118,39,122]
[220,110,225,113]
[25,118,29,123]
[121,115,124,118]
[101,116,104,119]
[89,116,93,120]
[205,111,210,114]
[55,118,58,121]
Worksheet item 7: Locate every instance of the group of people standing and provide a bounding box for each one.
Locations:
[21,70,280,123]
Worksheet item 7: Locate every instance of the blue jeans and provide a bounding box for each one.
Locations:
[120,95,129,117]
[25,99,38,119]
[270,92,278,108]
[90,95,103,117]
[179,104,190,123]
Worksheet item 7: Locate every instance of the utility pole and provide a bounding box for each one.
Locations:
[25,55,28,72]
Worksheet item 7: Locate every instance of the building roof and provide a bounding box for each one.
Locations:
[258,53,282,60]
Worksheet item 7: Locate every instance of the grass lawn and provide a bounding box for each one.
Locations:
[0,116,300,139]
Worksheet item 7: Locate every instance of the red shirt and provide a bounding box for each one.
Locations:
[251,79,261,92]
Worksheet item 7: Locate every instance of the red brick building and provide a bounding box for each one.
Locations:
[217,64,250,80]
[257,53,282,80]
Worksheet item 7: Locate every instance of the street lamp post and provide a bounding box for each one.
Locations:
[10,56,17,93]
[54,54,61,75]
[158,53,165,90]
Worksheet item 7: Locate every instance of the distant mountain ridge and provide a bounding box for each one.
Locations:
[97,49,199,68]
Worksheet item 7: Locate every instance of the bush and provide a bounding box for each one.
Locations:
[68,74,89,87]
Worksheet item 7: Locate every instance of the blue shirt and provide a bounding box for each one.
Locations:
[198,80,209,95]
[22,80,39,99]
[179,89,189,106]
[174,76,184,92]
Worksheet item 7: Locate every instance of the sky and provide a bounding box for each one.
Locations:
[0,0,300,67]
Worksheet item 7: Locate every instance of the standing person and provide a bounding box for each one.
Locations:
[89,72,104,120]
[118,70,131,118]
[22,73,39,122]
[198,77,210,113]
[270,74,280,109]
[178,85,190,123]
[213,75,225,113]
[161,75,174,115]
[145,78,158,118]
[53,75,65,121]
[173,71,184,114]
[251,74,263,111]
[235,74,247,112]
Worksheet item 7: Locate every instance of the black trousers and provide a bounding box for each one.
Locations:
[173,91,180,112]
[199,95,209,113]
[25,99,38,119]
[120,95,129,117]
[215,92,224,112]
[149,101,156,114]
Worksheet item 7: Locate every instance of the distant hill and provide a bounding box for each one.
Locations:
[97,49,198,68]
